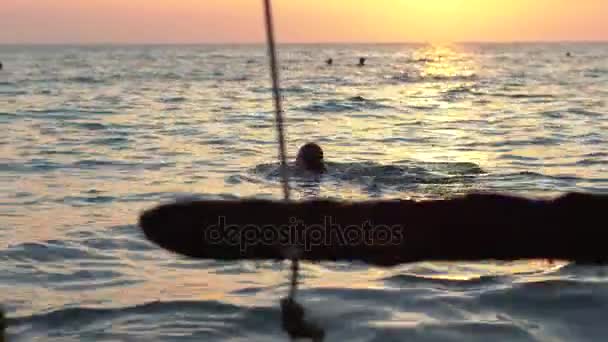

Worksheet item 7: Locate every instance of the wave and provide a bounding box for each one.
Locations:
[406,57,436,63]
[389,73,478,84]
[300,96,392,113]
[159,96,187,103]
[477,172,591,194]
[8,300,241,328]
[18,108,116,118]
[1,240,116,263]
[0,90,28,96]
[569,108,604,117]
[0,160,65,172]
[0,158,174,173]
[88,137,132,146]
[250,85,310,94]
[482,92,557,100]
[251,160,484,190]
[464,137,562,148]
[8,73,106,85]
[381,273,506,288]
[66,76,106,84]
[74,159,174,170]
[71,122,107,130]
[584,67,607,77]
[223,75,250,82]
[444,85,476,95]
[540,110,564,119]
[576,158,608,166]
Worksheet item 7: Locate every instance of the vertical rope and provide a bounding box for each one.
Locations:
[288,255,299,299]
[263,0,291,201]
[263,4,324,339]
[262,0,300,302]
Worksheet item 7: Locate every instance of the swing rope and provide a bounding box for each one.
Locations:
[262,0,299,302]
[262,0,324,340]
[263,0,291,202]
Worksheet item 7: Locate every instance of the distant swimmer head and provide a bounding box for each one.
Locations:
[358,57,366,66]
[296,142,326,173]
[566,52,572,57]
[326,58,333,65]
[0,61,3,70]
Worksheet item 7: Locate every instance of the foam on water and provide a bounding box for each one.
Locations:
[1,43,608,341]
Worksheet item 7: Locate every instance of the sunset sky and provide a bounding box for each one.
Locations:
[1,0,607,44]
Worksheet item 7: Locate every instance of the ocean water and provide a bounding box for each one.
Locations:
[1,43,608,341]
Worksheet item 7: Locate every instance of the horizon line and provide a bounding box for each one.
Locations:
[1,40,607,46]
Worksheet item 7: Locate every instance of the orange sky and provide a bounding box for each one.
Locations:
[1,0,607,44]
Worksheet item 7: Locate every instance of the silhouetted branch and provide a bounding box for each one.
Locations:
[140,193,608,266]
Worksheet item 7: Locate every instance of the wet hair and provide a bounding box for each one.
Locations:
[296,143,326,173]
[358,57,366,66]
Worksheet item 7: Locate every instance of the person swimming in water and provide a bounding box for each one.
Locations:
[295,142,326,174]
[358,57,366,66]
[326,58,333,66]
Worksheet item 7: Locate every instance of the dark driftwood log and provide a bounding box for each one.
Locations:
[139,193,608,266]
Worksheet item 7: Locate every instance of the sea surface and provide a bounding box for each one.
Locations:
[1,43,608,341]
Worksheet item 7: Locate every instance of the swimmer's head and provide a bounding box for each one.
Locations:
[296,143,326,173]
